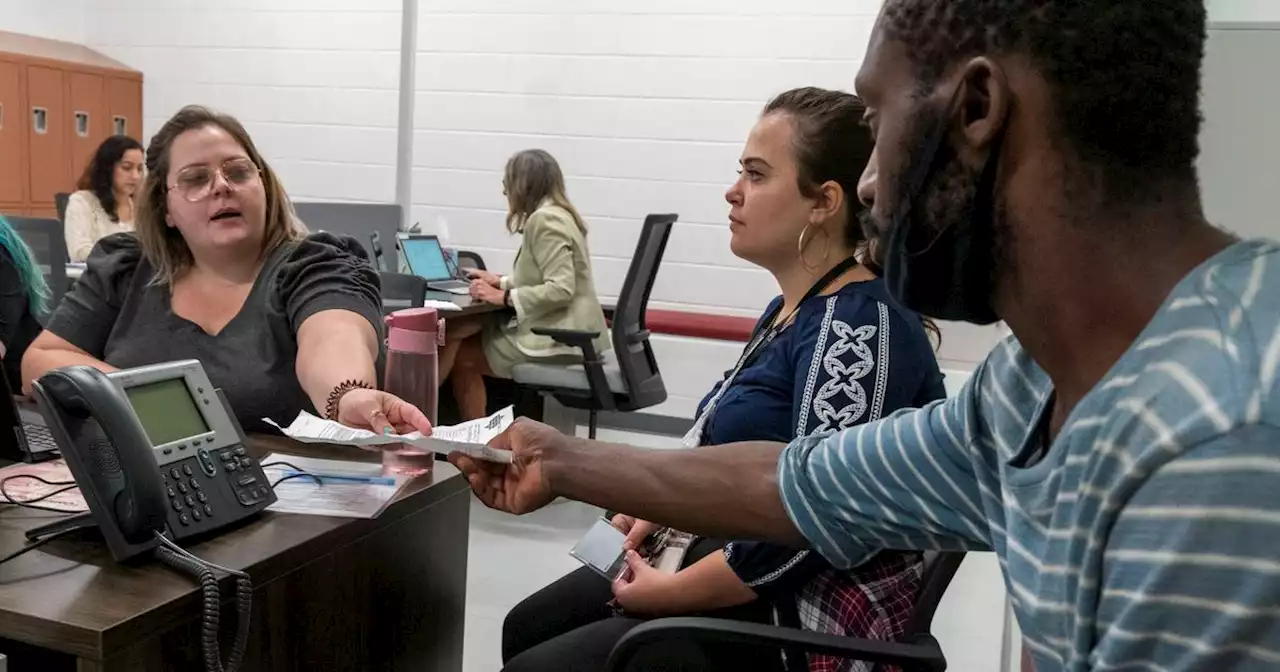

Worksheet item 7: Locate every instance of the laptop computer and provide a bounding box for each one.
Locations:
[0,373,59,463]
[396,233,471,294]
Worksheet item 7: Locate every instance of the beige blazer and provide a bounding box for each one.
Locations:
[65,190,134,262]
[501,201,610,359]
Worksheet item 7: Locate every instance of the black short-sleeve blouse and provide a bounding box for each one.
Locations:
[46,232,383,433]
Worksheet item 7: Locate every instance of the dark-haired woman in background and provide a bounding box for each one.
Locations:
[501,89,945,672]
[0,215,49,390]
[65,135,145,262]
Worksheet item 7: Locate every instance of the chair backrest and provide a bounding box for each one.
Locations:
[456,250,486,271]
[377,271,427,309]
[55,192,71,225]
[293,201,402,270]
[611,213,677,410]
[7,216,68,318]
[903,552,966,638]
[369,232,388,272]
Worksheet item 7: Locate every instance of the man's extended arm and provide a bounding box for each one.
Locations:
[543,438,808,548]
[464,375,995,565]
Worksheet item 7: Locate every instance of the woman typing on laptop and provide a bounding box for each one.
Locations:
[20,105,430,438]
[440,149,610,420]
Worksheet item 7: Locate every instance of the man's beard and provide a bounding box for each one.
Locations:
[875,99,1008,324]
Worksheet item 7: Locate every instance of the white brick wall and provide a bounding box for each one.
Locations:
[1209,0,1280,23]
[79,0,403,204]
[412,0,1005,420]
[413,1,875,315]
[3,0,86,43]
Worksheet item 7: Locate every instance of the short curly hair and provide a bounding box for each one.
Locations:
[881,0,1206,202]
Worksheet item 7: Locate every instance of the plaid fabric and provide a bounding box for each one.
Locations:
[794,552,923,672]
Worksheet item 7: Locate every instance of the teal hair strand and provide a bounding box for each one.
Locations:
[0,216,51,315]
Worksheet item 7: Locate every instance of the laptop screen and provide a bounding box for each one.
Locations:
[400,236,452,281]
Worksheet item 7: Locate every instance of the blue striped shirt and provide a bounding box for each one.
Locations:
[778,240,1280,671]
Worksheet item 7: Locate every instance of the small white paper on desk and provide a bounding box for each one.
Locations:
[423,299,462,312]
[261,453,399,518]
[265,406,514,463]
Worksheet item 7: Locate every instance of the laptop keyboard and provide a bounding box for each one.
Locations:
[21,422,59,452]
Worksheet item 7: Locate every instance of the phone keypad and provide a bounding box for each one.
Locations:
[161,444,273,534]
[163,455,225,527]
[221,449,270,505]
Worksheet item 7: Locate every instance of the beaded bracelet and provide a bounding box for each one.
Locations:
[324,379,374,421]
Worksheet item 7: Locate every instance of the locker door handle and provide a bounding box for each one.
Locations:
[32,106,48,134]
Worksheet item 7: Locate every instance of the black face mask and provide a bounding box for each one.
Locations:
[882,89,1005,325]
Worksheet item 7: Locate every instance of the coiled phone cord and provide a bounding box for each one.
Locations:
[154,535,253,672]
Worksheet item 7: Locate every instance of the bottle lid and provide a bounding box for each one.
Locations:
[385,307,439,332]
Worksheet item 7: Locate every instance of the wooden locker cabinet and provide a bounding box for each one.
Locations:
[0,60,25,208]
[0,30,142,220]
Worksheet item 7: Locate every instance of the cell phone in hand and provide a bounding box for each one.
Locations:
[569,517,629,581]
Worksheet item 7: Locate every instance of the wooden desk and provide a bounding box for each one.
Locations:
[382,292,507,319]
[0,435,471,671]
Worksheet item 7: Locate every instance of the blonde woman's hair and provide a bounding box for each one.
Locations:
[502,149,586,234]
[135,105,307,285]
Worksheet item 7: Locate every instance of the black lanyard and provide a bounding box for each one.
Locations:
[734,256,863,375]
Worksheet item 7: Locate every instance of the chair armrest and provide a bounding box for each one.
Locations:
[532,327,601,351]
[606,617,946,672]
[530,328,615,411]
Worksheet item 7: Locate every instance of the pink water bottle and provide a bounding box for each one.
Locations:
[383,307,439,476]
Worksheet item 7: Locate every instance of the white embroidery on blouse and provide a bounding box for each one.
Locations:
[798,297,889,435]
[870,301,891,422]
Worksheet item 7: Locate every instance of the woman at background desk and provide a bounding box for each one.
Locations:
[65,135,145,262]
[501,88,945,672]
[442,149,610,420]
[21,105,429,436]
[0,215,49,390]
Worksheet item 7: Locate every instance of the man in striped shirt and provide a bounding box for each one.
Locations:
[453,1,1280,669]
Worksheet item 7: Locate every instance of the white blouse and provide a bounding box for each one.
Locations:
[64,190,134,262]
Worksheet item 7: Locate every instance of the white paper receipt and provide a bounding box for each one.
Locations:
[266,406,515,463]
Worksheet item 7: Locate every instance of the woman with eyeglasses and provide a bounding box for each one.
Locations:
[21,105,431,437]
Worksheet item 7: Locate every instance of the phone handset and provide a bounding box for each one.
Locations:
[31,366,170,557]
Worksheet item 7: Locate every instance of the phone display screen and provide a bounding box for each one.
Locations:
[569,517,629,580]
[125,377,209,447]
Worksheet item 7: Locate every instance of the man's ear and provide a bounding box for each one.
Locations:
[952,56,1011,152]
[810,180,847,228]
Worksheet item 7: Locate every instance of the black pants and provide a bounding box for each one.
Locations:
[502,538,788,672]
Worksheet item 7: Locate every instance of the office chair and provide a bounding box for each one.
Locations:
[54,192,70,226]
[7,216,69,319]
[377,271,427,313]
[369,232,388,272]
[456,250,486,271]
[511,213,676,439]
[606,552,965,672]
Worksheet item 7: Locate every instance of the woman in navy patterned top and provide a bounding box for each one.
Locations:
[501,88,944,672]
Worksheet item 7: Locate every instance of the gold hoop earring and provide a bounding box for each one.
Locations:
[798,224,831,273]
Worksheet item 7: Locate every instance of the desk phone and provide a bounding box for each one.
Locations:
[30,360,276,561]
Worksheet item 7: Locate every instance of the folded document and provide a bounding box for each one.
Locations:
[266,406,514,463]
